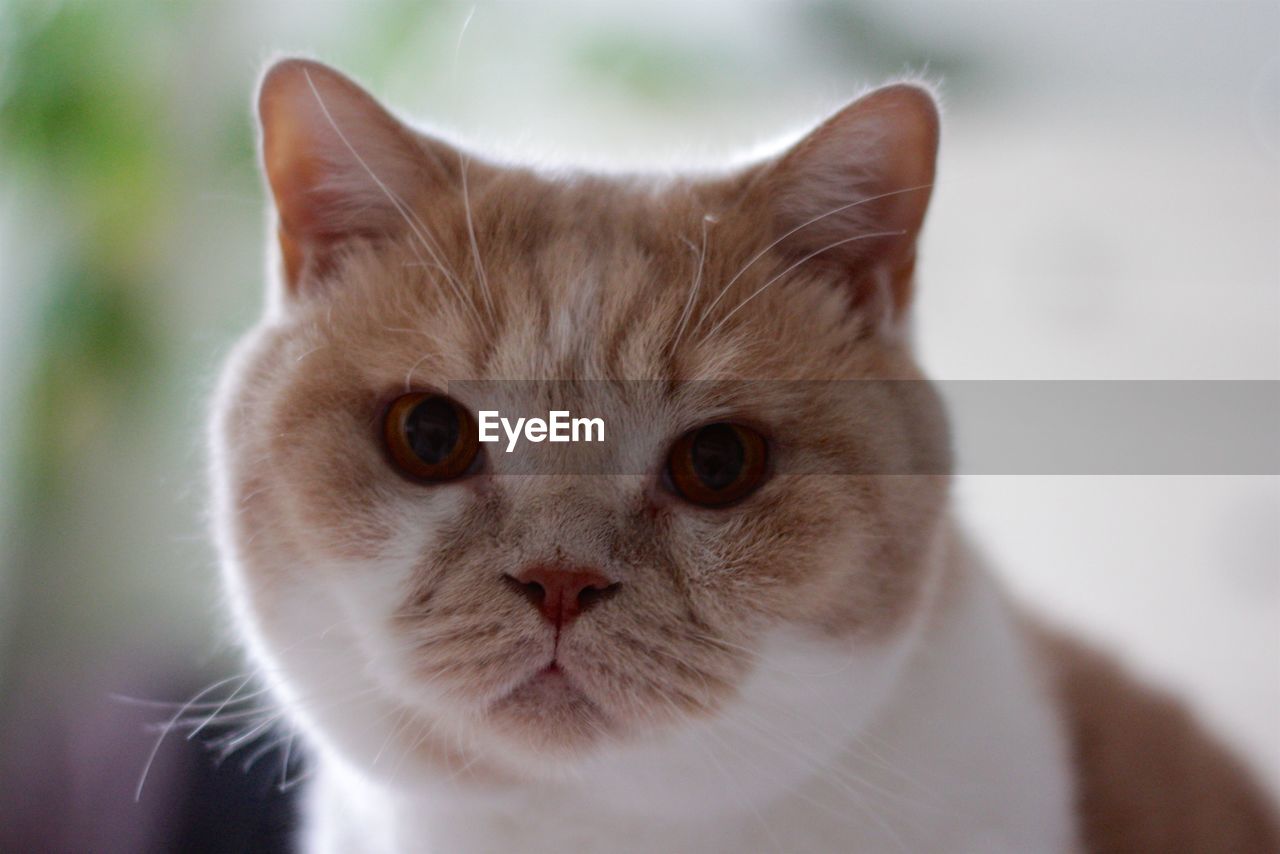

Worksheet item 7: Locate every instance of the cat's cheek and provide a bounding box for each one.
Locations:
[647,448,936,636]
[253,439,393,564]
[282,439,483,568]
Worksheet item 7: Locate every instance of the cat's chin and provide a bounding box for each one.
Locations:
[481,664,614,758]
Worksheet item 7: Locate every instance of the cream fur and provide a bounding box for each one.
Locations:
[209,58,1277,853]
[289,526,1076,854]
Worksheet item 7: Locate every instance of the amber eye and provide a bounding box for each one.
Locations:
[667,423,768,507]
[383,393,479,481]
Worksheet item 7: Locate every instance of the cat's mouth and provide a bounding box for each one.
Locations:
[482,656,613,753]
[527,661,573,692]
[509,657,587,701]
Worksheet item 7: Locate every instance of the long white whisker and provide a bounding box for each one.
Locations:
[454,6,478,70]
[300,69,482,326]
[448,5,492,327]
[373,706,411,768]
[694,183,933,334]
[278,731,297,791]
[187,674,259,740]
[404,351,440,391]
[110,687,266,711]
[241,732,295,773]
[668,213,714,357]
[459,153,496,322]
[703,230,904,342]
[134,673,251,802]
[214,715,280,760]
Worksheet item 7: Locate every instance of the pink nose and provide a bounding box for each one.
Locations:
[505,565,619,628]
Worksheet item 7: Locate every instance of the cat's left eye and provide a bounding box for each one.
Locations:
[383,393,479,481]
[666,422,768,507]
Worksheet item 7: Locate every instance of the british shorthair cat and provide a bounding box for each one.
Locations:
[209,58,1279,852]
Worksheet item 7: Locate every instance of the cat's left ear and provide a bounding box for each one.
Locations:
[765,84,939,322]
[257,58,453,294]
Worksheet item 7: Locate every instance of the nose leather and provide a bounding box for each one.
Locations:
[506,565,618,628]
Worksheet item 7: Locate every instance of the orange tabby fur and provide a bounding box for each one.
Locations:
[1035,628,1279,852]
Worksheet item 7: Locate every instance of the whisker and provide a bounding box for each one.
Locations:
[300,69,483,327]
[693,183,934,335]
[211,715,281,760]
[404,351,440,391]
[134,673,252,802]
[373,706,411,768]
[187,674,261,740]
[454,5,478,69]
[241,731,296,773]
[278,731,297,791]
[667,213,715,357]
[279,765,317,793]
[459,153,496,323]
[703,230,905,342]
[110,687,265,711]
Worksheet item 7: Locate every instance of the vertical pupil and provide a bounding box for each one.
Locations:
[691,425,745,490]
[405,397,460,464]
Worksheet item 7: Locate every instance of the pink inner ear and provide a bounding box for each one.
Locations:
[259,101,335,285]
[767,84,939,318]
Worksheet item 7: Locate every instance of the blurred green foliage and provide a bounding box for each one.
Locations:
[1,1,166,503]
[2,1,172,239]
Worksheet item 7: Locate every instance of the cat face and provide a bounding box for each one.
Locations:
[212,59,948,787]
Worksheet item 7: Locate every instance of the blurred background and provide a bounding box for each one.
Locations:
[1,0,1276,849]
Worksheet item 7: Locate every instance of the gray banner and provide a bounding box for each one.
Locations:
[441,380,1279,475]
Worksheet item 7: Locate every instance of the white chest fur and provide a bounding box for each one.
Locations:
[304,554,1078,854]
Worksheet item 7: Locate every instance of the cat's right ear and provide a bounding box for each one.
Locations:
[760,85,939,324]
[257,58,444,294]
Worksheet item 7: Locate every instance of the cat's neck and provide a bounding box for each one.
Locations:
[303,522,1077,854]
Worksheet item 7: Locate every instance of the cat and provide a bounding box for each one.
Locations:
[209,58,1280,853]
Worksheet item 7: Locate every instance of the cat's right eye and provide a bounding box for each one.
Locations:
[383,393,480,481]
